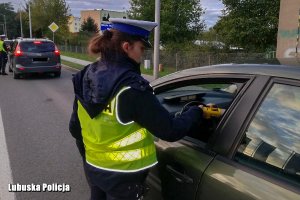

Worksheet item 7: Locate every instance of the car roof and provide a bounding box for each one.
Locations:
[151,64,300,85]
[15,38,54,43]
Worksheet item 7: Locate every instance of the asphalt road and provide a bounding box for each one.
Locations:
[0,65,156,200]
[0,67,89,200]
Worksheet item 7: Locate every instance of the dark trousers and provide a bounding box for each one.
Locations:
[0,52,7,73]
[85,163,149,200]
[76,140,149,200]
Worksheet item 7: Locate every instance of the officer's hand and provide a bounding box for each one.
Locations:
[198,104,224,119]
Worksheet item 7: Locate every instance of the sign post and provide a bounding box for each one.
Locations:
[48,22,59,42]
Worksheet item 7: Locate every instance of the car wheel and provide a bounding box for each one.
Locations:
[13,69,20,79]
[54,71,61,78]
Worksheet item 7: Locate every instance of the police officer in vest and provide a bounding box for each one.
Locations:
[69,18,205,200]
[0,34,8,75]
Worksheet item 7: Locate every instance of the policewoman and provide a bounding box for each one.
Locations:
[69,18,204,200]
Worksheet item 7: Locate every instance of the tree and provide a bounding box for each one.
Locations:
[27,0,70,42]
[0,3,21,39]
[129,0,205,48]
[214,0,280,52]
[80,17,99,33]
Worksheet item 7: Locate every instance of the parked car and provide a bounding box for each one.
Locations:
[8,38,61,79]
[145,64,300,200]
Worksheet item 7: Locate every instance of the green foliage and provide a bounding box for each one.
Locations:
[65,32,95,46]
[129,0,155,21]
[0,3,21,38]
[129,0,205,49]
[214,0,280,52]
[20,0,70,42]
[80,17,99,33]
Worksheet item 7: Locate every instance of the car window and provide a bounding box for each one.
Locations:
[235,83,300,185]
[20,41,55,53]
[155,79,246,142]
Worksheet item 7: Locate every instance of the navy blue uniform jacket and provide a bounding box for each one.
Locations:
[69,56,203,156]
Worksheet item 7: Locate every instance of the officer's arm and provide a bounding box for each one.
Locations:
[118,88,203,142]
[3,44,8,52]
[69,97,82,140]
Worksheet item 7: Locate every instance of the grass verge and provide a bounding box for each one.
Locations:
[140,66,176,77]
[61,51,98,62]
[61,60,84,70]
[61,51,176,77]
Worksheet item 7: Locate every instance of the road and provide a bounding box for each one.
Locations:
[0,66,156,200]
[0,67,89,200]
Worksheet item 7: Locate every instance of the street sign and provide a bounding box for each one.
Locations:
[48,22,59,33]
[48,22,59,42]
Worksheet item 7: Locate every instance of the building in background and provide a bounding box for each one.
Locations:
[69,16,81,33]
[80,9,127,32]
[276,0,300,65]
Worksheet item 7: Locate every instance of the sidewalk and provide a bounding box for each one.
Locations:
[61,55,155,82]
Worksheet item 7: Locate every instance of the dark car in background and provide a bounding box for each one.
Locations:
[145,64,300,200]
[8,38,61,79]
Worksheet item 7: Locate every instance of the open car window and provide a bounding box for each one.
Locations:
[155,78,247,143]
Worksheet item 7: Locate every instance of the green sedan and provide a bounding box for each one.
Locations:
[145,64,300,200]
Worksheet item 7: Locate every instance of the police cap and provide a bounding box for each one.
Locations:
[109,18,158,48]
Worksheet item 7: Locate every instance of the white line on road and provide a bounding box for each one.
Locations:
[0,108,16,200]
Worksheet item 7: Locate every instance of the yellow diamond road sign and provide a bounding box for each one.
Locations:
[48,22,59,33]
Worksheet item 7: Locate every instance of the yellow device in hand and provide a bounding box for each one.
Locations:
[202,104,223,119]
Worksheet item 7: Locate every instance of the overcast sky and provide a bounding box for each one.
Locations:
[4,0,224,28]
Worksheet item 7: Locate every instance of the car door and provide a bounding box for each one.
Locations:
[147,74,252,200]
[197,78,300,200]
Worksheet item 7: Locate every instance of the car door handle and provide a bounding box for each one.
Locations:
[166,165,193,184]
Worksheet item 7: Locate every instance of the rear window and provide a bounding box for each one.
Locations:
[20,41,55,53]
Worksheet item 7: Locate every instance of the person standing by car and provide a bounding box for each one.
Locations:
[69,18,205,200]
[0,34,8,75]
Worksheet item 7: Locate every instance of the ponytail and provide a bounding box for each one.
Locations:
[88,29,142,62]
[88,30,112,55]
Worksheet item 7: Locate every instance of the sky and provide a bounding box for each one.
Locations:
[3,0,224,28]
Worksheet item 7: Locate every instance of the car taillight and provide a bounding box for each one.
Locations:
[14,44,23,56]
[34,41,41,44]
[54,45,60,56]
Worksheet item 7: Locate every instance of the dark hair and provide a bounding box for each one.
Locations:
[88,29,142,62]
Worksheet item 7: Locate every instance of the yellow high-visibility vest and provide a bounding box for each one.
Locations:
[0,41,6,52]
[77,87,157,172]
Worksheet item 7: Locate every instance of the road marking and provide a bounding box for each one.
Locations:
[0,108,16,200]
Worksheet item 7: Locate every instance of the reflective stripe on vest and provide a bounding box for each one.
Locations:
[0,41,6,52]
[77,86,157,172]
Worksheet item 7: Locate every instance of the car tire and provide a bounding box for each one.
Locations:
[54,71,61,78]
[13,69,20,79]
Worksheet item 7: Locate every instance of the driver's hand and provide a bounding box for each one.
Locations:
[199,104,224,119]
